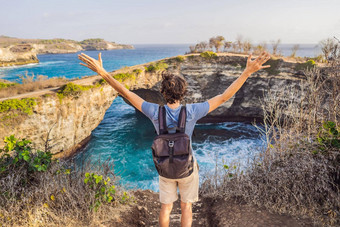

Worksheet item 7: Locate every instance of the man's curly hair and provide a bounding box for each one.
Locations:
[160,72,187,104]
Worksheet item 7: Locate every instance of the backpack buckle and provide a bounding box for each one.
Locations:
[168,141,174,147]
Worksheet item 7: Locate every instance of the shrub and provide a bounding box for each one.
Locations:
[57,82,94,99]
[113,72,136,82]
[295,59,316,71]
[0,135,52,179]
[0,135,133,226]
[317,121,340,150]
[79,38,104,45]
[132,68,143,75]
[145,61,168,72]
[263,58,281,75]
[0,82,17,89]
[175,55,186,62]
[97,78,107,85]
[84,172,116,211]
[200,51,217,59]
[0,98,37,118]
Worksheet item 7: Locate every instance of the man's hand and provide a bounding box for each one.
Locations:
[78,52,106,75]
[244,51,271,75]
[77,52,145,112]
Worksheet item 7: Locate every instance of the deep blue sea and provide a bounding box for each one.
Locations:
[0,44,318,190]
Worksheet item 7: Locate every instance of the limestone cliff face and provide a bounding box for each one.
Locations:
[0,68,161,157]
[0,54,305,157]
[134,55,304,123]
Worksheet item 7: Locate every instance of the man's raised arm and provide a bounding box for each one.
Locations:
[207,51,271,114]
[78,53,144,112]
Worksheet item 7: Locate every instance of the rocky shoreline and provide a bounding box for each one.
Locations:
[0,36,134,67]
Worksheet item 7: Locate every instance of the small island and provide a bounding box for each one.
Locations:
[0,36,134,67]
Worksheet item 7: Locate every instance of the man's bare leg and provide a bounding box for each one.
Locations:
[159,203,173,227]
[180,201,193,227]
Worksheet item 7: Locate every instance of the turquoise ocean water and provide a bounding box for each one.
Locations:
[73,96,264,191]
[0,44,318,191]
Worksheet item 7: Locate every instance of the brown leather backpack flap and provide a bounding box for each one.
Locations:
[151,133,190,157]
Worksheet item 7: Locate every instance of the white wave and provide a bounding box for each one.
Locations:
[0,60,66,71]
[194,137,264,169]
[0,63,39,70]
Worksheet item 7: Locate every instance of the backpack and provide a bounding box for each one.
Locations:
[151,105,194,179]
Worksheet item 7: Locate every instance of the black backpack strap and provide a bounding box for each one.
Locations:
[176,105,186,133]
[159,105,168,134]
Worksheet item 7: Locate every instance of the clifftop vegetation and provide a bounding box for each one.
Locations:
[188,35,339,66]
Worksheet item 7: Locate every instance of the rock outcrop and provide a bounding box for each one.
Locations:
[0,44,39,67]
[0,54,307,157]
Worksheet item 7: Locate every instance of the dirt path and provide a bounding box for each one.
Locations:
[120,190,313,227]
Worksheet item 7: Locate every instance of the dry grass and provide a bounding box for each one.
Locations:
[201,63,340,225]
[0,73,67,99]
[0,157,133,226]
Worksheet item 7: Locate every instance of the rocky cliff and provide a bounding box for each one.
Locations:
[134,54,306,122]
[0,36,134,67]
[0,54,307,157]
[0,43,39,67]
[0,66,161,157]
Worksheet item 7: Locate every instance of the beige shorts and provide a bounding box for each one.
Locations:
[159,159,199,204]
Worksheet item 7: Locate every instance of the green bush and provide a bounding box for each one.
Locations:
[317,121,340,150]
[57,83,94,99]
[0,82,17,89]
[0,98,36,115]
[97,78,107,85]
[0,135,52,176]
[84,172,116,211]
[79,38,104,45]
[295,59,316,71]
[145,61,168,72]
[175,55,186,62]
[264,58,281,75]
[132,68,143,75]
[113,72,136,82]
[200,51,217,59]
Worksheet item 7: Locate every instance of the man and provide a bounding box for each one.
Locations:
[78,51,271,226]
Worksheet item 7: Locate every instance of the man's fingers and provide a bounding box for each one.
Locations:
[256,51,267,62]
[78,55,94,66]
[80,53,94,60]
[79,54,93,64]
[98,52,103,67]
[261,65,271,69]
[80,62,95,71]
[247,53,253,63]
[260,54,271,65]
[79,63,88,68]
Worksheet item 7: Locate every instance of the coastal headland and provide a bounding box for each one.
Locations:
[0,35,134,67]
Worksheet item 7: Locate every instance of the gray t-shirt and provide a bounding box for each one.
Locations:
[141,101,210,141]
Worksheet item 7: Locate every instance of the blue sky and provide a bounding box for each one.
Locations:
[0,0,339,44]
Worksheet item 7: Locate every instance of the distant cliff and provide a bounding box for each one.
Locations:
[0,54,309,157]
[0,36,134,67]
